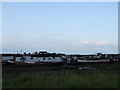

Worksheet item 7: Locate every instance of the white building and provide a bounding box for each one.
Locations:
[23,52,64,64]
[15,54,23,62]
[2,54,14,61]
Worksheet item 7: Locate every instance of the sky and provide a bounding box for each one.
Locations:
[2,2,118,54]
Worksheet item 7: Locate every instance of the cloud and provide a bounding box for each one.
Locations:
[95,41,109,45]
[2,35,118,54]
[76,40,113,46]
[76,40,116,46]
[73,40,117,54]
[82,41,92,45]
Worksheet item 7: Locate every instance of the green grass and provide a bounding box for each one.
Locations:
[2,63,120,88]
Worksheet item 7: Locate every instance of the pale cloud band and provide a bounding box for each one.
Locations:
[81,40,114,45]
[2,35,118,54]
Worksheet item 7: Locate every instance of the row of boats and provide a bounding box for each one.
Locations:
[2,58,120,65]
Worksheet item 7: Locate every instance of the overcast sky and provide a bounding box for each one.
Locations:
[2,2,118,54]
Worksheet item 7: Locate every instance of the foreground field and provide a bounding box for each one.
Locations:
[2,63,120,88]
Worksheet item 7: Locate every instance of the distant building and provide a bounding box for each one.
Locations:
[2,51,65,64]
[1,51,120,64]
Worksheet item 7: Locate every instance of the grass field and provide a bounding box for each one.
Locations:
[2,63,120,88]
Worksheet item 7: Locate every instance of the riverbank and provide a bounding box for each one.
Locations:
[2,63,120,88]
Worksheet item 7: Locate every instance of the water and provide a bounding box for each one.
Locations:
[78,66,112,70]
[78,67,95,70]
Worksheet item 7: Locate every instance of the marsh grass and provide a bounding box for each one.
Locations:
[2,63,120,88]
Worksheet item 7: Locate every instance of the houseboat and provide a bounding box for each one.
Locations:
[2,51,65,65]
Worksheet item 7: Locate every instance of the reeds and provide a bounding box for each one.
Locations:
[2,63,120,88]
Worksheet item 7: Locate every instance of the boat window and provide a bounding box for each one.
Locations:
[43,57,45,60]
